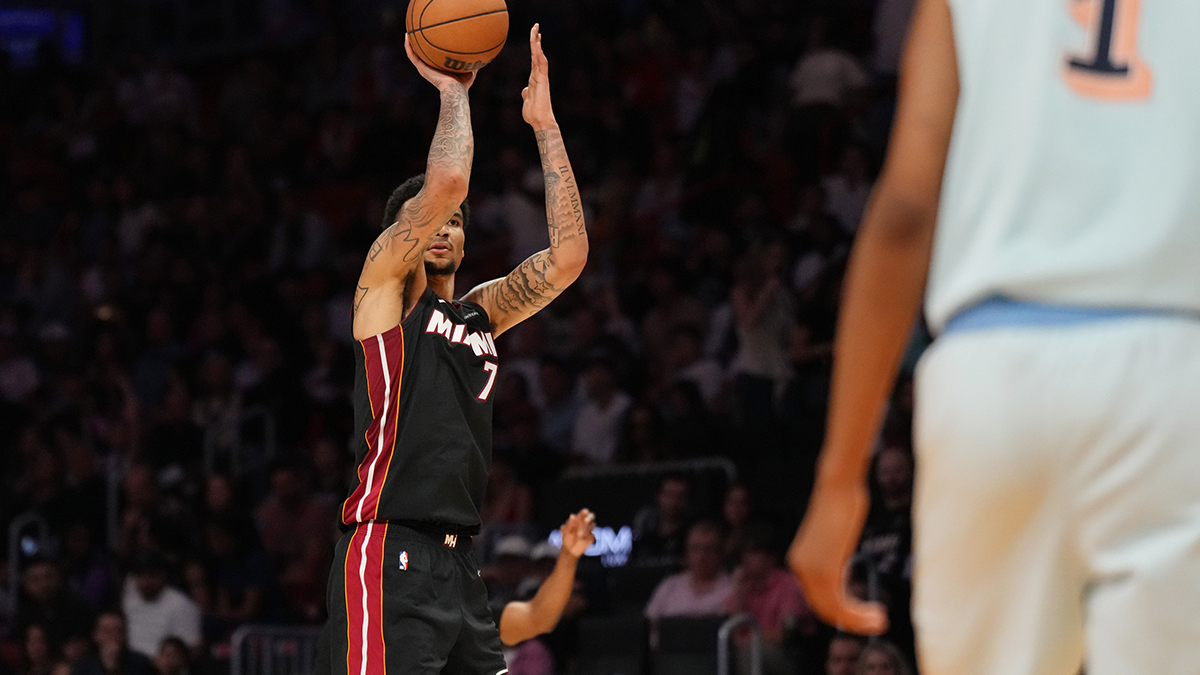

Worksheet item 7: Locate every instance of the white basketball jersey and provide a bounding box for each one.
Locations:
[925,0,1200,333]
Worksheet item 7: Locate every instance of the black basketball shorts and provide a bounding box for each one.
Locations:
[315,522,507,675]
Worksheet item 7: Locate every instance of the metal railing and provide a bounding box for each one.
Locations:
[231,625,322,675]
[717,614,763,675]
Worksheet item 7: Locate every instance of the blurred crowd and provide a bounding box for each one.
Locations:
[0,0,923,673]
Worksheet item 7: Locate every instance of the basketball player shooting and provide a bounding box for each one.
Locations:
[787,0,1200,673]
[316,24,588,675]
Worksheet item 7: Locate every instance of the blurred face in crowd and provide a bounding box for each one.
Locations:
[22,562,60,602]
[539,362,571,402]
[825,637,862,675]
[583,363,616,400]
[270,468,303,506]
[93,613,126,651]
[123,466,157,509]
[134,568,167,601]
[684,527,723,582]
[657,478,689,521]
[423,210,465,277]
[875,447,913,505]
[25,624,52,664]
[740,548,775,583]
[205,474,234,513]
[723,485,751,528]
[862,648,899,675]
[155,640,189,675]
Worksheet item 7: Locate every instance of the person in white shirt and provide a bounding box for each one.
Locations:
[644,521,732,624]
[121,551,201,658]
[569,359,632,465]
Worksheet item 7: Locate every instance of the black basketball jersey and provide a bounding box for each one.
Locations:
[341,286,498,532]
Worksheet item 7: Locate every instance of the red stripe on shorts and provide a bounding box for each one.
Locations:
[344,522,388,675]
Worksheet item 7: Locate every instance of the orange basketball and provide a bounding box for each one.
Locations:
[406,0,508,73]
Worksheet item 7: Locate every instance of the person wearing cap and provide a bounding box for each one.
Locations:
[121,551,201,658]
[498,509,595,646]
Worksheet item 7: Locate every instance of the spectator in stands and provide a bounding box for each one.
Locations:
[826,634,866,675]
[858,445,914,585]
[569,359,632,466]
[644,521,732,625]
[152,638,192,675]
[20,624,61,675]
[121,550,202,658]
[483,536,534,610]
[203,517,281,629]
[536,357,580,455]
[662,328,723,411]
[15,557,95,651]
[116,464,194,560]
[631,474,691,567]
[61,522,116,612]
[722,483,753,567]
[822,144,874,236]
[640,267,709,372]
[481,454,534,525]
[856,640,913,675]
[729,244,796,425]
[199,474,254,551]
[70,611,154,675]
[254,462,332,616]
[726,528,815,675]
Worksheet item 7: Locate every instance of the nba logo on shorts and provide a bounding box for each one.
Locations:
[399,551,409,571]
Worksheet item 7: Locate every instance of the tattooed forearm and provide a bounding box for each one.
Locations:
[428,83,473,180]
[535,126,588,250]
[481,252,564,319]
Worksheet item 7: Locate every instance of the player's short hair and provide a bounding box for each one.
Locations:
[382,174,471,231]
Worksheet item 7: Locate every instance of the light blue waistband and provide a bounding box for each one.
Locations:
[942,297,1192,335]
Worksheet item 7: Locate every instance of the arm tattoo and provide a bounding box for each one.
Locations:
[480,251,565,322]
[353,285,369,314]
[428,83,474,180]
[535,127,587,247]
[365,84,474,271]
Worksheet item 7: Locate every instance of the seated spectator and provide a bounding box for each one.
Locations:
[664,328,723,410]
[858,445,913,580]
[203,518,280,629]
[569,359,632,465]
[855,640,912,675]
[644,522,732,625]
[482,536,533,610]
[726,528,816,675]
[121,551,201,658]
[15,557,95,650]
[481,454,534,526]
[631,474,691,568]
[826,634,865,675]
[70,611,154,675]
[254,462,332,618]
[151,638,191,675]
[61,523,116,612]
[20,624,61,675]
[536,357,580,455]
[721,483,753,567]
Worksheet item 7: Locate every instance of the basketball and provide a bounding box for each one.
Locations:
[406,0,509,73]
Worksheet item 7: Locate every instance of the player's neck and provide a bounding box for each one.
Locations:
[428,274,455,302]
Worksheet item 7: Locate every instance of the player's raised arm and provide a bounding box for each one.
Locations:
[356,37,476,312]
[463,24,589,337]
[499,509,596,646]
[786,0,958,635]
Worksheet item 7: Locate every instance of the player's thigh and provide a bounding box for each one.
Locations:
[444,551,506,675]
[1074,320,1200,675]
[912,334,1086,675]
[337,524,460,675]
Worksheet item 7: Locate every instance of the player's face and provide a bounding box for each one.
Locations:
[423,210,465,277]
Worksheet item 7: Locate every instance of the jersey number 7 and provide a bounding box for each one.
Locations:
[477,361,499,401]
[1063,0,1152,100]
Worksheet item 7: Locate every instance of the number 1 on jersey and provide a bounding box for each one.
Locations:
[1063,0,1152,100]
[477,361,498,401]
